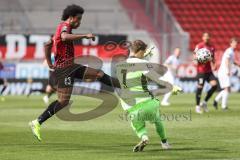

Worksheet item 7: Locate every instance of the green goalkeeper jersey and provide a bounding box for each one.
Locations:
[116,57,154,110]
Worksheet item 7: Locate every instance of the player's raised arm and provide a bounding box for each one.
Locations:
[59,5,95,42]
[61,32,95,42]
[143,70,173,96]
[194,44,199,54]
[193,44,199,61]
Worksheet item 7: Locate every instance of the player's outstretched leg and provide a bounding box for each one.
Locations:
[214,90,224,110]
[0,83,6,101]
[161,92,171,106]
[84,68,120,89]
[154,116,171,149]
[201,83,217,112]
[131,118,149,152]
[129,108,149,152]
[43,85,55,104]
[215,72,231,110]
[221,88,230,110]
[29,87,72,141]
[132,135,149,152]
[29,100,61,141]
[195,86,203,114]
[204,85,217,103]
[29,119,41,141]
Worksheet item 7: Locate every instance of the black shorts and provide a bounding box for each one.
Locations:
[54,64,87,88]
[197,72,217,85]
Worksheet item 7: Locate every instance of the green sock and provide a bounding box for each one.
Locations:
[155,119,167,141]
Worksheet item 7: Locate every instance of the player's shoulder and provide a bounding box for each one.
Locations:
[224,47,230,52]
[57,21,68,27]
[57,22,70,32]
[195,42,204,48]
[224,47,234,55]
[166,54,172,58]
[168,55,175,60]
[199,42,215,53]
[196,42,214,47]
[194,42,204,52]
[56,22,64,28]
[165,55,174,62]
[116,58,149,70]
[208,43,215,50]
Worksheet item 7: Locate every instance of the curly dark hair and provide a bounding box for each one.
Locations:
[61,4,84,21]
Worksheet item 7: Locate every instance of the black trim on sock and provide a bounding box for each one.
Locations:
[161,139,167,143]
[38,100,60,125]
[204,85,217,102]
[196,87,203,105]
[0,86,6,94]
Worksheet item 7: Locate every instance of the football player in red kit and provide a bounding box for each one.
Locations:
[194,32,218,114]
[29,4,120,141]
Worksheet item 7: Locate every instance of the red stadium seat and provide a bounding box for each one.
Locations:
[165,0,240,51]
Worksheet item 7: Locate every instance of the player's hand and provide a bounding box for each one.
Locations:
[85,33,95,41]
[49,64,55,71]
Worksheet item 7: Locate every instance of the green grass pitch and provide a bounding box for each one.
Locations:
[0,93,239,160]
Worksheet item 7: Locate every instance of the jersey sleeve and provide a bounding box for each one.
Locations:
[60,24,70,33]
[55,23,70,44]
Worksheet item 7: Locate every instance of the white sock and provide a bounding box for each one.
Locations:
[162,92,171,103]
[222,90,229,109]
[215,90,224,102]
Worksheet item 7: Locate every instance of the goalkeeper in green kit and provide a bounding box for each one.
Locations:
[115,40,182,152]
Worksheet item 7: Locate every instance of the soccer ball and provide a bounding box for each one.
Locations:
[196,48,212,63]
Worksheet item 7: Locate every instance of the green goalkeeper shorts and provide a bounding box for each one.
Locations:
[127,99,161,138]
[127,99,167,140]
[127,98,160,122]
